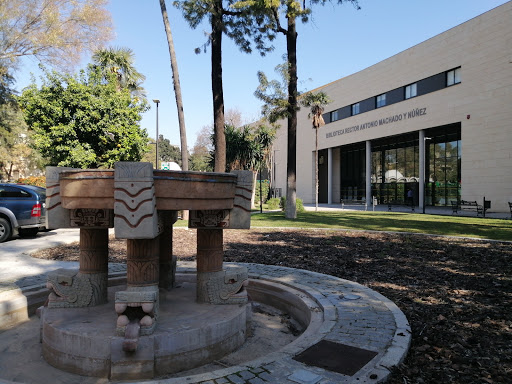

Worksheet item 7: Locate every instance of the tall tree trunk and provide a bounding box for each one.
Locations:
[315,126,318,211]
[285,16,298,219]
[211,1,226,173]
[159,0,188,171]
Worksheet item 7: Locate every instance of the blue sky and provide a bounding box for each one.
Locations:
[16,0,510,150]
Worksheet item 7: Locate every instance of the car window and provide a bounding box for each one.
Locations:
[0,186,31,198]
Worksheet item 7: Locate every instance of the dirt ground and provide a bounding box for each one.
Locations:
[32,228,512,384]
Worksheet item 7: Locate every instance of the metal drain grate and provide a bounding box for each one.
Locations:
[293,340,378,376]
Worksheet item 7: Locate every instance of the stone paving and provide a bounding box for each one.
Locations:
[0,225,411,384]
[1,259,411,384]
[158,262,411,384]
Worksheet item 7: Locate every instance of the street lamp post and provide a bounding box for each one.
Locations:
[153,99,160,170]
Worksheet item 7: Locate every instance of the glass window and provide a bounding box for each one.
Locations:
[0,186,30,198]
[351,103,360,116]
[331,110,339,121]
[447,67,461,86]
[376,94,386,108]
[405,83,417,99]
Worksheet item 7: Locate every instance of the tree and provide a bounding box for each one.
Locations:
[189,125,213,171]
[0,0,113,72]
[0,103,41,181]
[18,65,149,169]
[301,91,331,211]
[222,123,276,206]
[158,134,184,165]
[159,0,189,171]
[0,67,42,180]
[174,0,275,172]
[241,0,360,218]
[92,47,146,96]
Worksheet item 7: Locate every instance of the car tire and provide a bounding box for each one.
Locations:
[0,217,12,243]
[19,228,39,238]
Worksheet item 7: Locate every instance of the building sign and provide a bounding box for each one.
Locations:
[161,162,171,170]
[326,107,427,139]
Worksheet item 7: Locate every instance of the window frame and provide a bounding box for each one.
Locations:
[446,67,461,86]
[376,93,386,108]
[331,110,339,122]
[405,83,417,99]
[351,103,360,116]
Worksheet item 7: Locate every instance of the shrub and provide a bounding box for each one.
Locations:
[255,179,270,204]
[266,198,281,210]
[15,176,46,188]
[279,196,305,213]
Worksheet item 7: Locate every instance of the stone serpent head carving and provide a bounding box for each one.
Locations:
[46,269,93,308]
[197,266,249,305]
[115,288,159,352]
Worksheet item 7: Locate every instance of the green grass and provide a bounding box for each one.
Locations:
[250,211,512,241]
[174,210,512,241]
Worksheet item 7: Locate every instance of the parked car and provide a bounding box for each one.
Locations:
[0,183,47,242]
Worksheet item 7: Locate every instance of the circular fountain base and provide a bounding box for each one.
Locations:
[41,275,249,380]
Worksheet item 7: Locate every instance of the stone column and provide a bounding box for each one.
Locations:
[126,238,160,287]
[159,211,178,290]
[366,140,372,206]
[328,148,333,204]
[79,228,109,305]
[196,228,223,273]
[419,130,426,212]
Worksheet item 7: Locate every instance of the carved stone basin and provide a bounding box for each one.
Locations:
[59,169,237,211]
[59,170,114,209]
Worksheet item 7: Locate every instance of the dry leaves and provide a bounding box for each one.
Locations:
[32,228,512,384]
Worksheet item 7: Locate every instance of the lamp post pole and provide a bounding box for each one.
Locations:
[153,99,160,170]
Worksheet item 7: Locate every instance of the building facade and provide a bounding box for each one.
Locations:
[272,2,512,213]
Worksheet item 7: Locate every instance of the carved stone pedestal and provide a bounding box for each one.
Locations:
[46,228,109,308]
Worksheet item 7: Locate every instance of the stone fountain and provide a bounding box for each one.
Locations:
[41,162,254,380]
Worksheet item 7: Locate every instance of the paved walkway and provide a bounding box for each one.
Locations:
[0,260,410,384]
[303,202,511,219]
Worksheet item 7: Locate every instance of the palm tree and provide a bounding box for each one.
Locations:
[224,123,275,207]
[159,0,188,172]
[92,47,146,96]
[301,91,331,211]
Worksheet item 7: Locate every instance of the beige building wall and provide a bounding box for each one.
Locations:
[273,1,512,212]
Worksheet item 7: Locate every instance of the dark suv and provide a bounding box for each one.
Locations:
[0,183,47,242]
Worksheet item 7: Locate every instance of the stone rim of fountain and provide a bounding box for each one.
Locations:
[0,261,411,384]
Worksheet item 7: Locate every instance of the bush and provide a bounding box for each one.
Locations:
[279,196,305,213]
[255,179,270,204]
[266,198,281,210]
[15,176,46,188]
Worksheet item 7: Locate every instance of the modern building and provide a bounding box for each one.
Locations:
[271,1,512,213]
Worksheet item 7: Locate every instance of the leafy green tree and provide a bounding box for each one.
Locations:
[18,65,149,169]
[189,125,213,171]
[0,67,42,180]
[92,47,146,96]
[0,0,113,72]
[243,0,360,218]
[301,91,331,211]
[158,135,184,165]
[174,0,275,172]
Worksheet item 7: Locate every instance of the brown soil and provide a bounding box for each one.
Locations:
[32,228,512,384]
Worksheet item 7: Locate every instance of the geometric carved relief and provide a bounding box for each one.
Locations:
[70,208,113,228]
[189,209,230,228]
[225,170,253,229]
[114,162,159,239]
[45,166,79,229]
